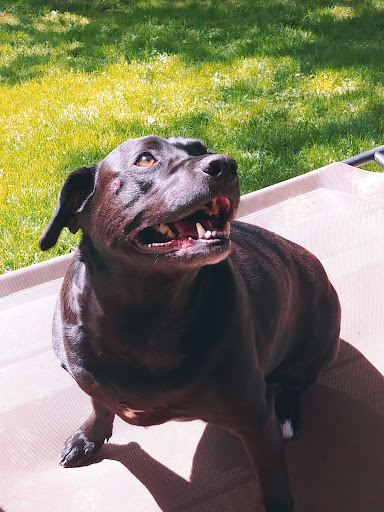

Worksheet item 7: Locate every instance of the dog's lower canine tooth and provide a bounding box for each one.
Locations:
[196,222,206,238]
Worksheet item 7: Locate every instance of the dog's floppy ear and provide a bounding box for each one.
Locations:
[39,165,98,251]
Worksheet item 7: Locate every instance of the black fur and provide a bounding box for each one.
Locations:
[40,136,340,512]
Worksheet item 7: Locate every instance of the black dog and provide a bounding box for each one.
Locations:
[40,136,340,512]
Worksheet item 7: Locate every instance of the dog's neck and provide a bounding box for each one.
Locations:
[78,238,206,311]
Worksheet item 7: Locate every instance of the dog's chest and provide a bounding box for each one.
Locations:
[97,306,193,370]
[73,296,239,424]
[117,404,144,421]
[115,402,190,426]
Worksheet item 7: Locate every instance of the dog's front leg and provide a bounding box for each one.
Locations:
[60,398,115,468]
[236,388,294,512]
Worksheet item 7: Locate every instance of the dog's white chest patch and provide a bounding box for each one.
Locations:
[118,404,144,419]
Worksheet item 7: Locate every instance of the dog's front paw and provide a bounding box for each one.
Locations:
[60,429,103,468]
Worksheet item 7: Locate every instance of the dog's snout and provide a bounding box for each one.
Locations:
[202,155,238,179]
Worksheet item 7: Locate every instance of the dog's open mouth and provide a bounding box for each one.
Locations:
[131,196,232,254]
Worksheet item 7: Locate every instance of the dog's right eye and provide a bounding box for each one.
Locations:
[135,153,156,168]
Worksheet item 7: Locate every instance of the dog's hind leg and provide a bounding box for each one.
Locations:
[60,398,115,468]
[223,381,294,511]
[274,386,305,440]
[274,341,340,439]
[272,370,320,440]
[236,385,295,512]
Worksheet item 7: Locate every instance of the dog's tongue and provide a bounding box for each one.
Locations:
[173,220,212,238]
[173,221,197,238]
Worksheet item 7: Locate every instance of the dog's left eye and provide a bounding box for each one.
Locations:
[135,153,156,168]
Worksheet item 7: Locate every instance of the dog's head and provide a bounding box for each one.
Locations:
[40,136,240,269]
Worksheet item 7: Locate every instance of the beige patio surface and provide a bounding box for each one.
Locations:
[1,161,383,512]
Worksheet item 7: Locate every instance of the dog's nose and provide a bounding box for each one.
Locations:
[202,155,238,179]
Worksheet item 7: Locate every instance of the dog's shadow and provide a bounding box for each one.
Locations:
[98,425,258,512]
[96,341,384,512]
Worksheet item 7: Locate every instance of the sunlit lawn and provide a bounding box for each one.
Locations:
[1,0,384,272]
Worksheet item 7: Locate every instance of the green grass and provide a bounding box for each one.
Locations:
[1,0,384,273]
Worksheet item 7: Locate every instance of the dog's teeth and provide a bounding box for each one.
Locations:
[204,230,212,239]
[158,223,169,234]
[158,223,176,239]
[211,231,217,237]
[166,227,176,239]
[223,221,231,236]
[196,222,206,239]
